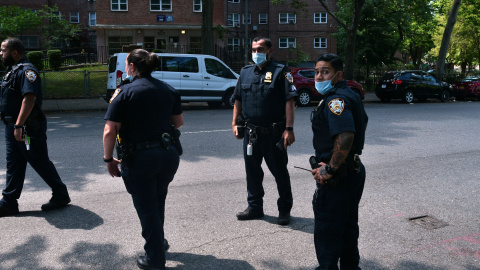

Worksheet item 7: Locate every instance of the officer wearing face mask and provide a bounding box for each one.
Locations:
[310,53,368,270]
[232,36,297,226]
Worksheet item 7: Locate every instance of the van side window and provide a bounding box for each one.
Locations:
[179,57,199,73]
[161,57,179,72]
[205,58,235,79]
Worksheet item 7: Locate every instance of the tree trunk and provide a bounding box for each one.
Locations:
[435,0,462,78]
[202,0,214,55]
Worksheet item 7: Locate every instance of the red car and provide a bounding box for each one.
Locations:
[290,67,365,107]
[451,76,480,100]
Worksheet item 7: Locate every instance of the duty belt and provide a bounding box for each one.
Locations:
[246,123,273,134]
[132,133,173,151]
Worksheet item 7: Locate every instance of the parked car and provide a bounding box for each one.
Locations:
[289,67,365,107]
[451,76,480,100]
[107,53,239,108]
[375,70,452,103]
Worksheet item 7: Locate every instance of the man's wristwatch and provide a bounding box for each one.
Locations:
[13,124,23,129]
[285,126,293,131]
[325,164,336,175]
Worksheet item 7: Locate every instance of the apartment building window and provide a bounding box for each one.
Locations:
[314,37,327,48]
[259,13,268,24]
[279,37,296,48]
[151,0,172,11]
[193,0,202,12]
[228,0,240,3]
[18,36,39,49]
[314,12,327,23]
[227,13,240,27]
[144,37,155,51]
[242,14,251,24]
[242,38,251,48]
[228,38,240,52]
[69,12,79,23]
[111,0,128,11]
[279,13,296,24]
[51,11,61,20]
[89,12,96,26]
[108,36,133,54]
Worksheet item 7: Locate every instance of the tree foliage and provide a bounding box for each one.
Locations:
[0,6,41,40]
[38,5,79,49]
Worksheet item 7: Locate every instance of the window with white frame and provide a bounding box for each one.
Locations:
[279,13,296,24]
[18,36,39,49]
[111,0,128,11]
[89,12,96,26]
[193,0,202,12]
[227,13,240,27]
[228,0,240,3]
[52,11,61,19]
[242,14,251,24]
[259,13,268,24]
[314,12,327,23]
[151,0,172,11]
[279,37,296,48]
[228,38,240,52]
[314,37,327,48]
[69,12,79,23]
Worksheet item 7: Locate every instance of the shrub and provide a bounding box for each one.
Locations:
[27,51,44,70]
[47,50,62,70]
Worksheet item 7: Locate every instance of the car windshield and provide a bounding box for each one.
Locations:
[462,77,480,82]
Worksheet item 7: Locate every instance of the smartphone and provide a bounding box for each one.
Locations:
[276,138,286,151]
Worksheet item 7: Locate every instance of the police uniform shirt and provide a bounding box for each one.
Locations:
[233,61,297,124]
[104,75,182,143]
[0,58,42,117]
[312,80,368,162]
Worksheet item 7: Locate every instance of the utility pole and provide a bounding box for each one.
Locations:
[244,0,249,66]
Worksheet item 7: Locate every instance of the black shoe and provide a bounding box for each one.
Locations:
[164,239,169,251]
[278,212,290,225]
[136,255,165,270]
[41,197,71,211]
[236,208,264,220]
[0,203,19,217]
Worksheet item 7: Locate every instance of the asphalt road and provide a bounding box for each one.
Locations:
[0,99,479,270]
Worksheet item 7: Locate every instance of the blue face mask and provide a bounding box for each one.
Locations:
[315,72,338,95]
[252,53,267,66]
[125,75,133,82]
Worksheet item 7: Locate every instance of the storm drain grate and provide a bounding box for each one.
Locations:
[408,215,448,230]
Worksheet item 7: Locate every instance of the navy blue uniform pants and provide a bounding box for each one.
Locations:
[313,164,365,270]
[243,130,293,213]
[121,146,179,268]
[1,121,69,206]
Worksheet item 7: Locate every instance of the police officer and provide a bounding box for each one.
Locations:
[310,54,368,269]
[0,38,70,217]
[103,49,183,270]
[232,37,297,225]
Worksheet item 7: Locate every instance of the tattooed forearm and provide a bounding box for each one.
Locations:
[330,132,354,170]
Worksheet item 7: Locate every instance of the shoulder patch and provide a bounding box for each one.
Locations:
[284,72,293,84]
[25,70,37,82]
[109,88,122,103]
[328,98,345,115]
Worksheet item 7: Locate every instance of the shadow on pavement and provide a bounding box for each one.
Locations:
[262,214,314,234]
[167,252,255,269]
[16,204,103,230]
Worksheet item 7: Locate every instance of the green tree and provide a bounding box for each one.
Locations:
[0,6,41,40]
[435,0,462,77]
[38,5,79,49]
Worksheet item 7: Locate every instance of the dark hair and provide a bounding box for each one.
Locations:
[2,37,25,55]
[253,37,272,49]
[316,53,343,72]
[127,49,160,75]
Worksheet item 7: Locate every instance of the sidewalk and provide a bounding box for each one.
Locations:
[41,92,379,112]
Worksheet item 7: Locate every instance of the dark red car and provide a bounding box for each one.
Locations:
[290,67,365,107]
[452,76,480,100]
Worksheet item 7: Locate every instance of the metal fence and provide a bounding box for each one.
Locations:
[0,70,108,99]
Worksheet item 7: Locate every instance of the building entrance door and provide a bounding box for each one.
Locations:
[156,38,167,51]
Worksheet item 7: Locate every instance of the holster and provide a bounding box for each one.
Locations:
[170,127,183,156]
[116,138,135,165]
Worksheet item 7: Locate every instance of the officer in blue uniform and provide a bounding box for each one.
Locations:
[232,37,297,225]
[0,38,70,217]
[103,49,183,270]
[310,54,368,270]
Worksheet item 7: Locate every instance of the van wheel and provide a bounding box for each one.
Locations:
[207,101,222,108]
[223,89,235,109]
[403,90,414,103]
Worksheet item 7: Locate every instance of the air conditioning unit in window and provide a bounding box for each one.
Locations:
[288,43,296,48]
[234,22,240,28]
[289,19,295,24]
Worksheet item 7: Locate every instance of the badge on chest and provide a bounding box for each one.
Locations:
[264,72,272,83]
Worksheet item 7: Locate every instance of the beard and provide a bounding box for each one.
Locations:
[1,54,15,67]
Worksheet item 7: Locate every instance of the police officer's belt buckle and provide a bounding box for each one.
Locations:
[264,72,272,83]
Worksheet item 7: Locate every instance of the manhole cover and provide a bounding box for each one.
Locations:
[408,215,448,230]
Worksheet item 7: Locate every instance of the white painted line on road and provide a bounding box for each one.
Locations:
[184,129,231,134]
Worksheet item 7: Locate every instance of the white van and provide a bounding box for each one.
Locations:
[107,53,239,108]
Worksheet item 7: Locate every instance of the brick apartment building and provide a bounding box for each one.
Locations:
[0,0,97,49]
